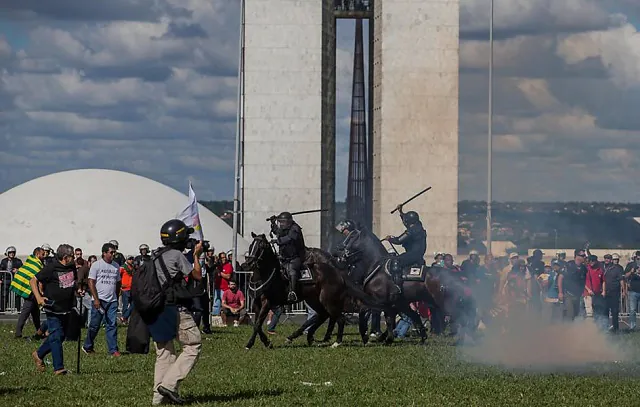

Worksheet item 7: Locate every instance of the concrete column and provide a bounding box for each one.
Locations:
[372,0,460,255]
[243,0,335,249]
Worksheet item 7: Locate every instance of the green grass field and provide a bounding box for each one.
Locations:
[1,321,640,407]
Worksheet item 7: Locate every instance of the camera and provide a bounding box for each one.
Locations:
[186,238,210,252]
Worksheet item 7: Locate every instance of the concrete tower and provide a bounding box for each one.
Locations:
[242,0,459,255]
[372,0,459,255]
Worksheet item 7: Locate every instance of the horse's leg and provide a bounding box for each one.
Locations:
[376,309,390,343]
[321,317,336,343]
[358,309,369,345]
[246,297,271,350]
[383,309,397,345]
[286,313,319,343]
[306,311,329,347]
[335,314,346,346]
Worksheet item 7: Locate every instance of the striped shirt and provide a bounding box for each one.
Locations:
[10,255,44,298]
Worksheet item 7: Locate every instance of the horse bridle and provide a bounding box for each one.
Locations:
[246,239,278,295]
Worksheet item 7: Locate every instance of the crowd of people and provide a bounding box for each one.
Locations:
[3,220,640,403]
[390,247,640,339]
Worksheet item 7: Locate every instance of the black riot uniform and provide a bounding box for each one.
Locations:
[386,209,427,289]
[270,212,306,303]
[332,219,370,283]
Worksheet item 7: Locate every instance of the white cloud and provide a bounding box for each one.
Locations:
[557,23,640,87]
[2,0,640,203]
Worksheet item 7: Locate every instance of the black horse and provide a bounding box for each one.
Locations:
[241,233,381,349]
[327,229,477,345]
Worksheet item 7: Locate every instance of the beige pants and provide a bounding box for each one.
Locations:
[152,310,202,405]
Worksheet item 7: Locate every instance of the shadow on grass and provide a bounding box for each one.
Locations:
[0,386,49,396]
[186,388,284,404]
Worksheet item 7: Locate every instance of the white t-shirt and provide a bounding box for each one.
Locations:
[89,258,121,302]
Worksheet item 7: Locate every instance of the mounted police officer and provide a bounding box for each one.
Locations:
[382,205,427,290]
[332,220,359,265]
[332,219,369,282]
[269,212,306,303]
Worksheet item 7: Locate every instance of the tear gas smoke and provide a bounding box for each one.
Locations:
[461,313,631,372]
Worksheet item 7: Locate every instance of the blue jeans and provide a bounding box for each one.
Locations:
[394,315,412,338]
[37,313,69,371]
[83,300,119,354]
[629,291,640,329]
[211,288,223,316]
[304,302,316,334]
[267,306,283,332]
[121,291,133,320]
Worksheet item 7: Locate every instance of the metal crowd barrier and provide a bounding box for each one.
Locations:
[0,271,19,314]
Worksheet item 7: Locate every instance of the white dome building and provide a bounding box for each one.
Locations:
[0,169,250,259]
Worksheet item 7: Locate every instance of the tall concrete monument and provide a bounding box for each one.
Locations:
[242,0,459,255]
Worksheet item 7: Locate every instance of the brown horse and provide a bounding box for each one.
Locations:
[326,229,476,345]
[241,233,383,349]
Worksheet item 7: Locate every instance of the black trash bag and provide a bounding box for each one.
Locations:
[126,307,150,354]
[64,308,83,342]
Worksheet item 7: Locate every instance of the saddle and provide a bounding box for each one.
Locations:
[380,259,428,282]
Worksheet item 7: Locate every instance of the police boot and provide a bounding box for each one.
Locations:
[288,271,299,303]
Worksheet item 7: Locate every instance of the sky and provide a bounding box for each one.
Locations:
[1,1,639,202]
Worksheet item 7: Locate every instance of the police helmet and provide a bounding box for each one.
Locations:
[5,246,16,255]
[335,219,356,233]
[401,211,419,226]
[612,253,620,260]
[160,219,193,246]
[277,212,293,228]
[533,249,543,257]
[41,243,52,251]
[139,244,150,252]
[109,240,119,249]
[277,212,292,220]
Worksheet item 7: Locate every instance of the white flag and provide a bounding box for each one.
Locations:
[176,182,204,241]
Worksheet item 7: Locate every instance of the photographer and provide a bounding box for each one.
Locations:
[149,219,204,406]
[186,246,212,334]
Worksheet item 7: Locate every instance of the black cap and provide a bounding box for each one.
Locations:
[588,255,598,262]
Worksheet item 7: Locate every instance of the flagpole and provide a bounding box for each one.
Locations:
[232,0,246,269]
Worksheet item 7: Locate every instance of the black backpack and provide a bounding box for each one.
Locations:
[131,247,172,324]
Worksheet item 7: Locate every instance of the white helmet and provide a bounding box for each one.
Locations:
[41,243,52,251]
[109,240,119,248]
[612,253,620,260]
[139,244,149,251]
[5,246,16,255]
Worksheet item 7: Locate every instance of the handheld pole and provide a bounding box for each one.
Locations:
[76,296,83,374]
[390,187,432,214]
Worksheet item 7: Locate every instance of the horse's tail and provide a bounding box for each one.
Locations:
[342,276,387,311]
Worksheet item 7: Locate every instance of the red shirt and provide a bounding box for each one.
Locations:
[585,264,604,296]
[222,289,245,309]
[215,262,233,291]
